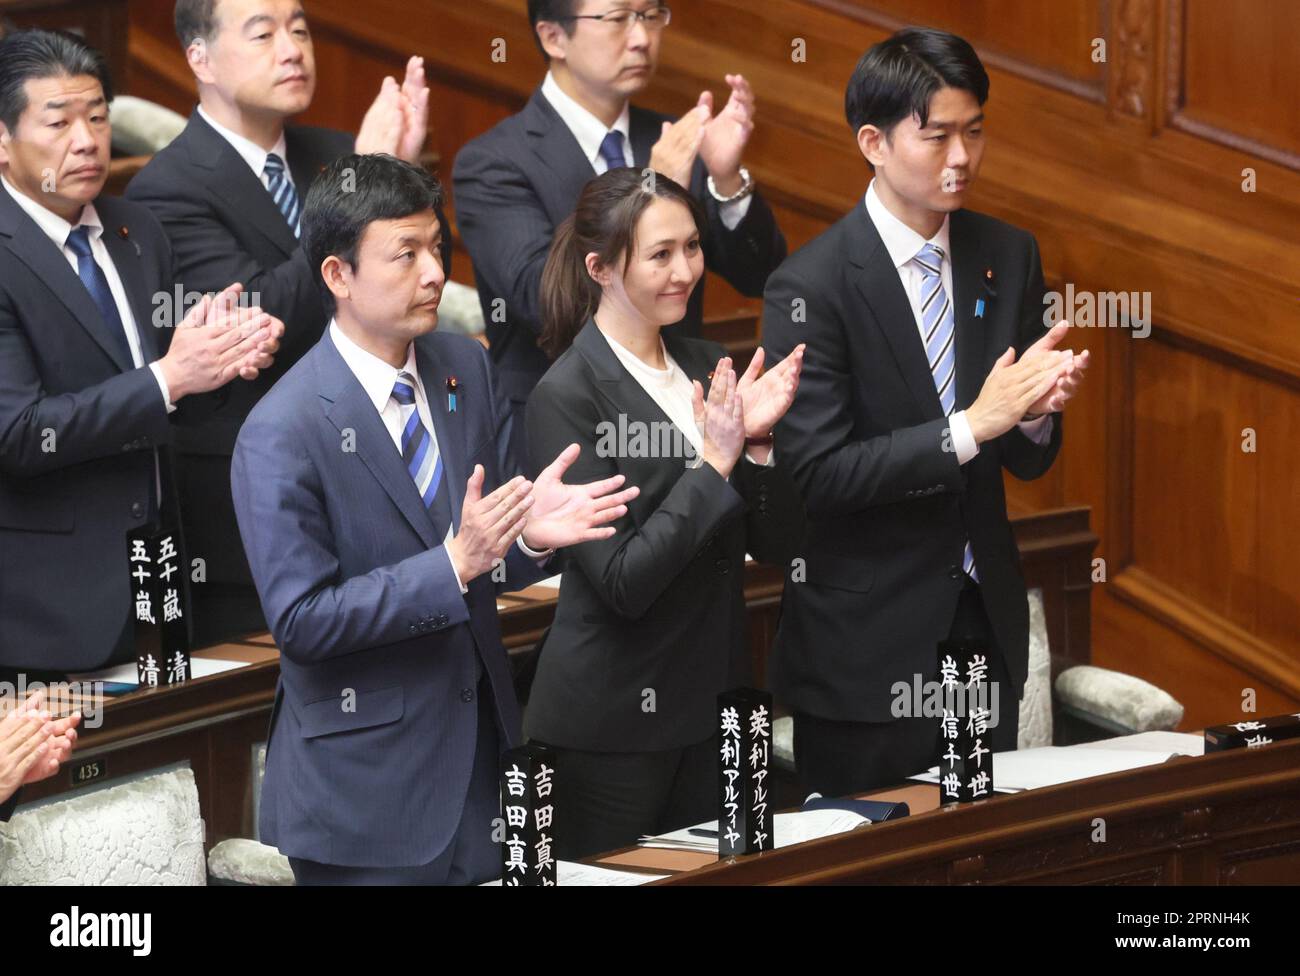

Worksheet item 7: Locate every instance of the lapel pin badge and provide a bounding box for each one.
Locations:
[446,375,458,413]
[118,225,141,256]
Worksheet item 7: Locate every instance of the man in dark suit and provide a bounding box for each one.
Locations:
[762,28,1090,796]
[232,153,636,884]
[128,0,446,644]
[453,0,787,438]
[0,29,282,677]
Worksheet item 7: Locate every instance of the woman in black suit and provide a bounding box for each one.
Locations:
[523,167,805,859]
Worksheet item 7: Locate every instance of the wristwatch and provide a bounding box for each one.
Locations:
[707,166,755,204]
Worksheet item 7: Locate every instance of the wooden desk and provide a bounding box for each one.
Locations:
[608,738,1300,885]
[17,507,1098,862]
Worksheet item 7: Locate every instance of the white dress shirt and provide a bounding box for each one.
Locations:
[863,179,1052,465]
[329,322,549,595]
[1,175,173,409]
[197,104,293,192]
[540,71,752,230]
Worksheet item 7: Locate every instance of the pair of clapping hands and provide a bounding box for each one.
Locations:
[156,283,286,401]
[967,323,1091,444]
[0,691,81,807]
[691,344,806,478]
[443,344,805,578]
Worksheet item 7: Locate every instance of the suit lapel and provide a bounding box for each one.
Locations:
[524,90,598,208]
[97,202,160,361]
[628,106,660,169]
[285,127,328,198]
[182,113,298,257]
[848,206,945,421]
[317,339,439,550]
[0,190,132,372]
[573,319,710,437]
[947,210,992,411]
[414,340,466,532]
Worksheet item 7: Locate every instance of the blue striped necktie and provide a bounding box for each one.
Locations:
[65,226,134,368]
[597,130,627,172]
[913,242,977,581]
[263,153,301,238]
[391,372,452,537]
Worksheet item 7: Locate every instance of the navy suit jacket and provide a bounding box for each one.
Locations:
[231,328,548,867]
[0,189,179,671]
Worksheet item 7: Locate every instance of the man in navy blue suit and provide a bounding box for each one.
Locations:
[0,29,282,677]
[231,152,637,884]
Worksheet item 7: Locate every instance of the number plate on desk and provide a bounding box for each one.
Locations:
[71,758,106,787]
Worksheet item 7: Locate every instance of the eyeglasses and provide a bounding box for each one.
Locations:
[559,5,672,31]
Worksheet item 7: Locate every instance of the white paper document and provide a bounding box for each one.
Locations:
[639,808,869,853]
[481,860,667,885]
[910,735,1198,793]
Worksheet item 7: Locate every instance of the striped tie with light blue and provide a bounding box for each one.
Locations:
[391,372,452,534]
[263,153,301,238]
[914,242,977,581]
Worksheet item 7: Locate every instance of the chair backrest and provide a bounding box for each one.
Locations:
[1018,588,1054,749]
[0,765,207,885]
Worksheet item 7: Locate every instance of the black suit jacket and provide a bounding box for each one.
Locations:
[125,114,346,607]
[0,190,179,671]
[522,321,803,751]
[453,88,787,412]
[761,202,1062,723]
[0,790,17,822]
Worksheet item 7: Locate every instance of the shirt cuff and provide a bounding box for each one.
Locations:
[949,410,979,465]
[718,193,753,231]
[445,544,468,595]
[1018,413,1055,445]
[516,536,554,563]
[149,362,177,414]
[744,447,775,467]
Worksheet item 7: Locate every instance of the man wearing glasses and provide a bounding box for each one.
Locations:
[453,0,786,443]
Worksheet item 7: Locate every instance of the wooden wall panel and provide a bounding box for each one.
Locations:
[120,0,1300,729]
[1175,0,1300,166]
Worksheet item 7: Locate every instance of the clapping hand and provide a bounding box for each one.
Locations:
[1020,323,1090,417]
[519,444,640,551]
[737,344,804,437]
[357,56,430,163]
[693,356,746,479]
[698,74,756,194]
[0,690,81,804]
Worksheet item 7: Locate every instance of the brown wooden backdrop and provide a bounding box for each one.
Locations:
[115,0,1300,730]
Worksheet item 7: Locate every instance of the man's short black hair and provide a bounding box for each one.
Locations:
[527,0,579,61]
[844,27,989,135]
[302,153,444,317]
[174,0,220,48]
[0,28,114,133]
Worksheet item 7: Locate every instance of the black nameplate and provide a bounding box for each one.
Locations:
[718,687,774,857]
[126,524,191,688]
[500,743,557,885]
[937,639,996,804]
